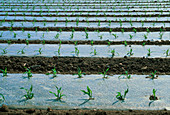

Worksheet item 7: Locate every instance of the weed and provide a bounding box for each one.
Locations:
[49,86,66,101]
[99,68,109,79]
[0,67,7,77]
[116,88,128,101]
[20,85,34,100]
[118,71,131,79]
[81,86,94,100]
[73,67,85,78]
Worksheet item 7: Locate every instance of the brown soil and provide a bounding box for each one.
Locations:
[0,104,169,115]
[0,56,169,75]
[0,14,169,17]
[0,39,170,45]
[0,27,168,32]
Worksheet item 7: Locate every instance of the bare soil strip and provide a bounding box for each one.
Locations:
[0,27,168,32]
[0,40,170,45]
[0,105,169,115]
[0,56,169,75]
[0,14,169,17]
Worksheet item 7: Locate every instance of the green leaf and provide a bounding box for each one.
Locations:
[106,68,109,72]
[49,91,58,97]
[81,90,88,95]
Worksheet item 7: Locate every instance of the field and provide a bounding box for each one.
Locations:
[0,0,170,114]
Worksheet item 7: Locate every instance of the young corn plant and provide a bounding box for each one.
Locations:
[129,34,133,39]
[149,89,158,100]
[116,88,129,101]
[49,86,66,101]
[147,48,153,57]
[25,39,29,45]
[99,68,109,79]
[71,47,79,57]
[90,48,97,56]
[146,71,158,79]
[122,41,127,47]
[133,28,137,33]
[17,46,26,54]
[159,33,163,39]
[55,33,60,39]
[46,67,57,77]
[20,85,34,100]
[0,93,5,102]
[110,49,119,58]
[27,33,31,38]
[164,49,170,57]
[1,47,7,54]
[34,48,42,55]
[73,67,85,78]
[23,67,32,79]
[118,71,131,79]
[126,49,134,57]
[112,34,118,39]
[81,86,94,100]
[0,67,7,77]
[143,34,148,39]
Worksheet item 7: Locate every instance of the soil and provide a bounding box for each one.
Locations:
[0,56,169,75]
[0,26,168,32]
[1,39,170,45]
[0,104,169,115]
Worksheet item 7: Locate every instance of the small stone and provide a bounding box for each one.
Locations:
[26,108,35,114]
[0,104,9,112]
[47,107,52,112]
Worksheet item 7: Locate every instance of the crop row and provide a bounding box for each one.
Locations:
[0,44,169,58]
[0,31,169,41]
[0,73,169,109]
[1,16,168,22]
